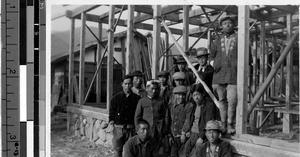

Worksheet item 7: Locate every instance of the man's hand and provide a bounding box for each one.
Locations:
[180,134,186,143]
[195,138,203,148]
[106,121,115,132]
[186,132,190,138]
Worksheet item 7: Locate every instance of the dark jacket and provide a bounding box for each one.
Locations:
[190,96,219,140]
[196,139,233,157]
[124,135,156,157]
[159,84,173,106]
[135,96,168,138]
[109,91,141,125]
[194,64,214,91]
[209,33,238,85]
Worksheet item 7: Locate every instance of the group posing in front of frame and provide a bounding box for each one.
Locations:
[108,15,238,157]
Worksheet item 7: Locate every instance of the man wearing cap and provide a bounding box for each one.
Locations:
[194,47,214,91]
[157,71,173,104]
[171,72,192,103]
[167,85,193,157]
[109,75,141,157]
[135,80,169,155]
[175,56,195,86]
[196,120,233,157]
[131,70,147,98]
[209,15,238,134]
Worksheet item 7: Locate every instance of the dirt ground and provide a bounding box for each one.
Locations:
[51,113,114,157]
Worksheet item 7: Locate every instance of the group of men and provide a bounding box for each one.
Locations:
[108,15,237,157]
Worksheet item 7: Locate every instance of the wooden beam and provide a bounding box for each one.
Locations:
[283,14,293,134]
[126,5,134,74]
[236,5,249,135]
[106,5,115,110]
[68,18,75,104]
[271,5,298,14]
[183,6,189,51]
[115,5,153,15]
[165,33,169,71]
[79,13,86,106]
[152,5,161,79]
[259,21,266,107]
[271,36,277,97]
[96,23,102,104]
[65,5,100,18]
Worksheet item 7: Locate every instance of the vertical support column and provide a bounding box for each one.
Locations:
[250,32,258,128]
[207,30,211,54]
[107,5,115,110]
[165,32,169,71]
[152,5,161,79]
[96,23,102,104]
[271,36,277,97]
[126,5,134,74]
[68,18,75,104]
[280,45,285,97]
[257,20,266,128]
[79,13,86,106]
[236,5,249,134]
[283,14,293,133]
[183,5,189,52]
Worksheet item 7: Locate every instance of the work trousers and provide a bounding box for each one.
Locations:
[213,84,237,124]
[184,132,200,157]
[112,126,135,157]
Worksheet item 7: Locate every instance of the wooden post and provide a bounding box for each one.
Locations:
[280,45,285,97]
[236,5,249,134]
[68,18,75,104]
[183,5,189,51]
[283,14,293,133]
[207,30,211,54]
[96,23,102,104]
[121,38,126,74]
[152,5,161,79]
[253,32,258,94]
[79,13,86,106]
[107,5,115,110]
[165,32,169,71]
[126,5,134,74]
[271,36,277,97]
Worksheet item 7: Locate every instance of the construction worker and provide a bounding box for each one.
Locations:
[124,119,156,157]
[209,15,238,134]
[131,70,147,97]
[108,74,141,157]
[196,120,232,157]
[157,71,173,104]
[194,47,214,91]
[174,56,195,86]
[167,85,193,157]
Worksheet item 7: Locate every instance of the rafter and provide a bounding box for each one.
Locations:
[65,5,101,18]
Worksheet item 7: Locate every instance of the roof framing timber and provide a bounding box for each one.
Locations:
[65,5,101,18]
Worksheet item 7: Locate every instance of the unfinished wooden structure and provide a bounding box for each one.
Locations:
[52,5,300,156]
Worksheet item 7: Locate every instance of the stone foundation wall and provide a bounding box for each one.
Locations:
[67,105,113,147]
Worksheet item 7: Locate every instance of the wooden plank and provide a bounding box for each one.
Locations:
[223,138,300,157]
[236,5,249,135]
[65,5,100,18]
[126,5,134,74]
[271,36,276,97]
[283,14,293,133]
[259,20,266,107]
[121,38,126,74]
[271,5,298,14]
[165,33,169,71]
[106,5,115,110]
[79,13,86,106]
[96,23,102,104]
[183,6,189,51]
[68,18,75,104]
[152,5,161,79]
[66,106,109,122]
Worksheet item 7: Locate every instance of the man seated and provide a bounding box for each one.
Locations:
[124,119,156,157]
[196,120,233,157]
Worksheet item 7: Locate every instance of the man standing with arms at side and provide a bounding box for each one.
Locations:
[209,15,238,134]
[108,74,141,157]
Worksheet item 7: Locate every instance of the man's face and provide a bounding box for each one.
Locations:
[197,54,208,66]
[122,78,133,93]
[158,76,167,85]
[133,76,143,88]
[146,83,159,98]
[137,123,150,142]
[174,79,184,86]
[221,19,234,34]
[205,129,220,144]
[192,91,204,104]
[175,93,186,104]
[177,64,186,71]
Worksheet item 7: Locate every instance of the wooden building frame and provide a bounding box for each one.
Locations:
[52,4,300,156]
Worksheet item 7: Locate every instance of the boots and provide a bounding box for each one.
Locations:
[227,123,236,134]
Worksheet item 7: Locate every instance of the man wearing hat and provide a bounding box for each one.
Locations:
[196,120,233,157]
[209,15,238,134]
[131,70,147,98]
[194,47,214,91]
[175,56,195,86]
[108,75,141,157]
[167,85,193,157]
[171,72,192,102]
[157,71,173,104]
